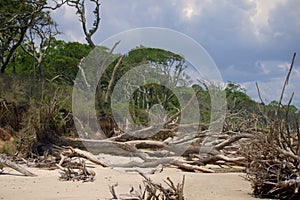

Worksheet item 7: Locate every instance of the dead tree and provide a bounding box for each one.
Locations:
[67,0,101,49]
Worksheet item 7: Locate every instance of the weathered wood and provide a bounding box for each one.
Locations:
[52,137,148,158]
[0,154,36,176]
[56,160,95,182]
[125,140,167,149]
[172,161,215,173]
[110,158,174,168]
[194,154,245,165]
[59,147,108,167]
[214,133,254,151]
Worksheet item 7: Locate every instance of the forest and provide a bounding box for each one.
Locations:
[1,1,300,200]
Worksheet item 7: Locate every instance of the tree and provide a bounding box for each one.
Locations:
[21,12,59,80]
[44,40,92,82]
[97,47,190,129]
[0,0,66,73]
[225,82,256,111]
[67,0,101,49]
[5,46,35,74]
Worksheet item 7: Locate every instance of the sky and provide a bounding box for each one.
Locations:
[51,0,300,108]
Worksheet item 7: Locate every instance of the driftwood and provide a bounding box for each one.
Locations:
[214,133,254,151]
[137,173,185,200]
[56,159,95,182]
[194,154,245,166]
[125,140,167,149]
[245,52,300,199]
[55,146,102,182]
[0,154,36,176]
[47,128,255,172]
[58,146,108,167]
[171,161,215,173]
[52,137,148,159]
[109,173,185,200]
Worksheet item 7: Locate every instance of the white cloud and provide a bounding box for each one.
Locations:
[181,1,202,20]
[256,61,270,75]
[247,0,287,40]
[294,68,300,80]
[256,60,291,75]
[242,64,300,108]
[50,4,86,43]
[62,4,77,20]
[278,62,290,71]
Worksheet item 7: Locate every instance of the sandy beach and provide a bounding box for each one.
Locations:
[0,164,257,200]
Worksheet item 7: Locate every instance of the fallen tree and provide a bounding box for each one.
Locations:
[0,154,36,176]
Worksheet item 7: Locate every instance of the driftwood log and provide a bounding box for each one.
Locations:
[42,127,255,172]
[0,154,36,176]
[58,146,108,167]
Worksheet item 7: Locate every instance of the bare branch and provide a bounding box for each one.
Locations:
[67,0,101,49]
[276,52,296,115]
[255,82,265,105]
[214,133,254,151]
[104,55,124,103]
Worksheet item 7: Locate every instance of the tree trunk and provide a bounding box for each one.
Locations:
[37,62,45,80]
[0,27,27,73]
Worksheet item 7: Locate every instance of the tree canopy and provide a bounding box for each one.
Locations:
[0,0,66,73]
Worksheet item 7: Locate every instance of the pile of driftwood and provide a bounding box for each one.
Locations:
[244,52,300,199]
[109,173,185,200]
[55,146,107,182]
[245,132,300,199]
[49,117,254,174]
[56,159,95,182]
[0,110,255,179]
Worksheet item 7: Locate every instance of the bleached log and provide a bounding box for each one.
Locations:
[194,154,245,165]
[214,133,254,151]
[54,137,148,159]
[110,158,174,168]
[171,161,215,173]
[0,154,36,176]
[60,147,108,167]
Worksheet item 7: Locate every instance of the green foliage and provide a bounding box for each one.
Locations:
[6,47,35,74]
[225,82,298,128]
[262,100,299,129]
[0,73,75,155]
[4,40,93,83]
[0,0,53,72]
[225,82,257,112]
[0,142,17,155]
[195,86,211,124]
[97,47,187,127]
[44,40,92,81]
[1,39,298,142]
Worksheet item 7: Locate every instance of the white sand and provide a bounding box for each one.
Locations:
[0,164,257,200]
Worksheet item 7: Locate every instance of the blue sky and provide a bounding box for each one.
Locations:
[51,0,300,108]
